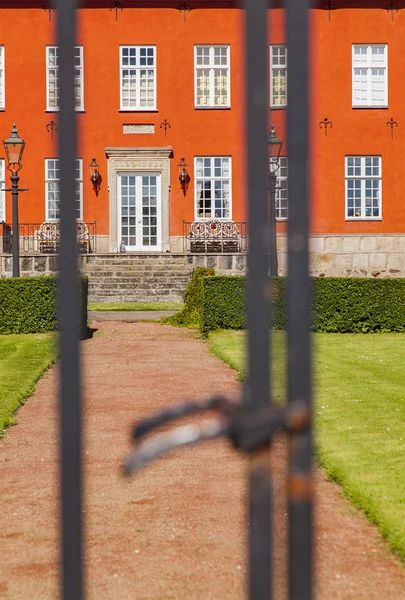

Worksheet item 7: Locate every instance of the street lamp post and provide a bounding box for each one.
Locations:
[3,124,27,278]
[268,124,284,277]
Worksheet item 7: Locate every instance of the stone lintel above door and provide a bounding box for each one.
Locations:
[105,147,173,252]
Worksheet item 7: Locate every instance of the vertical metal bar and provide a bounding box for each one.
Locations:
[244,1,272,599]
[56,1,83,599]
[286,0,313,597]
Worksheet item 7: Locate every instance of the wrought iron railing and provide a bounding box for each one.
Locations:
[1,221,97,254]
[182,219,248,253]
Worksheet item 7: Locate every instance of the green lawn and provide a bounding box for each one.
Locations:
[0,334,55,433]
[209,330,405,561]
[88,302,183,312]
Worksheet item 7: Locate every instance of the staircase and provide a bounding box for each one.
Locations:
[84,254,193,303]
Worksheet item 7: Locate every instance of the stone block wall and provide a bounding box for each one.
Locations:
[0,252,247,278]
[276,235,405,278]
[1,234,405,279]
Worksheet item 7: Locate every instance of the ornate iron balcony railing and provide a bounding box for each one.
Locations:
[182,219,248,253]
[1,221,97,254]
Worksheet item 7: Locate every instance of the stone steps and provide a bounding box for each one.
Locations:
[90,291,183,302]
[85,254,192,302]
[88,257,190,266]
[85,265,189,273]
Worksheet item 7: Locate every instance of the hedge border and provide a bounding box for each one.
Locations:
[201,276,405,334]
[0,276,88,337]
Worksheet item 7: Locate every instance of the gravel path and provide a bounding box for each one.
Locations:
[0,321,404,599]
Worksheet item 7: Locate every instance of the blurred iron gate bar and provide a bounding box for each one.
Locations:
[243,1,272,599]
[286,0,313,597]
[56,1,84,600]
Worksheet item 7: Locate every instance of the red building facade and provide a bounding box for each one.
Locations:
[1,0,404,276]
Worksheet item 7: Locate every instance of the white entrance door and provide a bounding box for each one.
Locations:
[117,172,161,252]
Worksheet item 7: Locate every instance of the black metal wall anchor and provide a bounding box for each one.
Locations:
[386,1,399,20]
[46,121,58,141]
[160,119,171,137]
[324,0,335,21]
[387,117,398,139]
[43,6,56,22]
[124,394,310,475]
[178,2,192,21]
[110,1,123,21]
[319,117,332,136]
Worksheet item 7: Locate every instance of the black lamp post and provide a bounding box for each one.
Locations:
[3,124,27,278]
[268,124,284,277]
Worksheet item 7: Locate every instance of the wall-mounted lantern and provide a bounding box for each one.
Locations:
[177,156,189,195]
[89,157,101,196]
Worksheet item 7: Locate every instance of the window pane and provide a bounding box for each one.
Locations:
[195,46,229,107]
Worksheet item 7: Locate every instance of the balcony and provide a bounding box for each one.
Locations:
[183,220,248,253]
[2,221,97,254]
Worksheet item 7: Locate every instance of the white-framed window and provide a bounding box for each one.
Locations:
[46,46,84,111]
[0,159,5,221]
[195,156,232,219]
[195,45,230,108]
[352,44,387,107]
[270,45,287,107]
[270,156,288,220]
[45,158,83,220]
[120,46,156,110]
[0,47,5,110]
[345,156,382,219]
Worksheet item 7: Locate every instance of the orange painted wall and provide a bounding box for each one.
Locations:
[311,7,405,234]
[1,4,404,238]
[0,6,246,238]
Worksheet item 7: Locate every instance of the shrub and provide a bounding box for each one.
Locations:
[202,276,247,334]
[201,276,405,334]
[0,276,88,337]
[165,266,215,328]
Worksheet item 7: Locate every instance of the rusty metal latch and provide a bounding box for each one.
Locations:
[124,394,310,476]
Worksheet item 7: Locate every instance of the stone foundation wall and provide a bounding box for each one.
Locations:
[277,234,405,278]
[0,253,247,278]
[1,234,405,278]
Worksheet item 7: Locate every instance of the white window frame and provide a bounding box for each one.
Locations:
[194,156,232,220]
[352,44,388,108]
[119,46,157,111]
[270,45,287,108]
[45,158,83,221]
[270,156,288,220]
[0,47,5,110]
[194,45,231,108]
[0,159,5,221]
[46,46,84,111]
[345,156,382,220]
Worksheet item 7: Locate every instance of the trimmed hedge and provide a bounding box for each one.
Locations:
[165,266,215,328]
[0,276,88,337]
[201,276,405,334]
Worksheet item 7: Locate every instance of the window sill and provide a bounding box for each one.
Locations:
[345,217,382,221]
[194,217,233,221]
[352,106,388,110]
[194,106,231,110]
[45,109,85,113]
[119,109,158,113]
[270,106,287,110]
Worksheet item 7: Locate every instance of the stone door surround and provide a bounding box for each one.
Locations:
[105,146,172,252]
